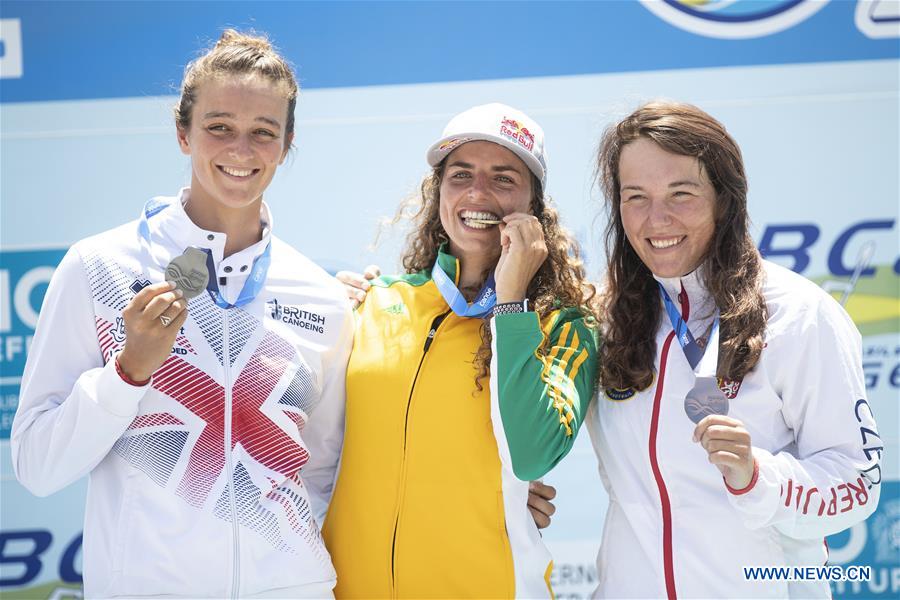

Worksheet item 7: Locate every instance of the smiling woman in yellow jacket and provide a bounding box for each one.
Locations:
[323,104,598,599]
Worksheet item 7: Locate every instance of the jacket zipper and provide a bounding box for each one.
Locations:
[390,310,451,598]
[223,309,240,599]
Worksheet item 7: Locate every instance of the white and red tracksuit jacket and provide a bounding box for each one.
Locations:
[587,261,881,599]
[11,190,353,598]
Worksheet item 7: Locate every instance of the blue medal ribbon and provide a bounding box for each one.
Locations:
[659,283,719,370]
[431,259,497,318]
[137,197,272,309]
[199,245,270,309]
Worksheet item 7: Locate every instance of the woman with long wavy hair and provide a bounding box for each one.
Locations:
[324,103,598,598]
[587,100,881,598]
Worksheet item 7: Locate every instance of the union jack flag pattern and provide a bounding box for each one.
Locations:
[86,248,328,564]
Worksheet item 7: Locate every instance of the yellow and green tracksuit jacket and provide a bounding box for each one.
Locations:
[323,248,598,598]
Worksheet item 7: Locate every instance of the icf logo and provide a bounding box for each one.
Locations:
[640,0,830,39]
[856,0,900,38]
[0,249,66,438]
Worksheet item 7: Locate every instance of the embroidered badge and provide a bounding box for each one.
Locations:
[605,387,636,401]
[717,377,743,400]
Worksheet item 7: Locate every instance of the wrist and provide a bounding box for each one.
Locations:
[115,353,151,386]
[495,284,527,304]
[724,458,759,495]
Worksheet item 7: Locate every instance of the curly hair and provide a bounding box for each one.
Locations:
[395,159,596,390]
[596,101,767,390]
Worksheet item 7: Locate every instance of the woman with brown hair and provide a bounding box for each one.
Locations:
[588,100,881,598]
[11,30,353,597]
[324,103,598,598]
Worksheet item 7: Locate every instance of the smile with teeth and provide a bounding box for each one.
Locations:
[219,165,257,178]
[461,210,502,229]
[649,236,685,249]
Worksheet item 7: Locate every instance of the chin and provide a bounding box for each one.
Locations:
[217,192,261,210]
[645,261,685,279]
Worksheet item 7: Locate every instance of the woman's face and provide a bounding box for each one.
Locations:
[618,137,717,278]
[177,75,292,212]
[439,141,533,262]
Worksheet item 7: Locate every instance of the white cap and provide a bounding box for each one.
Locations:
[426,103,548,189]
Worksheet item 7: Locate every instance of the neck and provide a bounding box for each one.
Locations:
[185,191,264,258]
[456,253,495,300]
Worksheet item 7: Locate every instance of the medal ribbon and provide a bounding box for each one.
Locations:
[431,259,497,318]
[199,246,270,309]
[137,198,272,309]
[659,283,719,371]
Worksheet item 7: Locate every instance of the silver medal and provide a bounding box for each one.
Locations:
[165,247,209,299]
[684,376,729,424]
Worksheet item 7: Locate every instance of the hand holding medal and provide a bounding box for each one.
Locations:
[117,280,188,383]
[494,212,548,303]
[692,413,756,491]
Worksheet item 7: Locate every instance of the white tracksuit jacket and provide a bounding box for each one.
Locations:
[11,190,353,598]
[587,261,881,599]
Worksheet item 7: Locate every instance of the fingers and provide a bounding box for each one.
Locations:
[527,492,557,517]
[692,414,747,443]
[527,481,557,530]
[500,214,547,255]
[528,480,557,500]
[499,220,525,252]
[336,270,373,307]
[529,506,551,530]
[335,271,370,291]
[166,305,190,332]
[125,281,177,314]
[144,290,185,321]
[704,441,752,472]
[697,425,750,449]
[157,298,189,327]
[363,265,382,280]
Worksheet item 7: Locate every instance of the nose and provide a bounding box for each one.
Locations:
[647,198,673,227]
[467,173,490,202]
[228,133,253,162]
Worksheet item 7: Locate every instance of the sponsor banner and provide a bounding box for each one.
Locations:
[0,445,84,595]
[0,1,897,103]
[827,480,900,598]
[0,249,66,438]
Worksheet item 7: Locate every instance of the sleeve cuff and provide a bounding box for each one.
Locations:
[725,458,760,496]
[492,310,540,332]
[94,357,149,418]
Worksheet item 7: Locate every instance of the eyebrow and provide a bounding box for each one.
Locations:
[620,180,701,192]
[202,111,282,128]
[447,160,524,174]
[668,180,701,188]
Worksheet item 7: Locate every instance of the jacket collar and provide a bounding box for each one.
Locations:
[142,187,272,279]
[434,243,461,285]
[652,264,716,322]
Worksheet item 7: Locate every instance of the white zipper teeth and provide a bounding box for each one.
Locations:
[224,310,240,598]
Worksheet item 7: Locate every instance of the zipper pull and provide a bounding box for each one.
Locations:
[422,312,449,353]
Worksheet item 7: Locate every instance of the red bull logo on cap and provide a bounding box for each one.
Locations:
[499,117,535,153]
